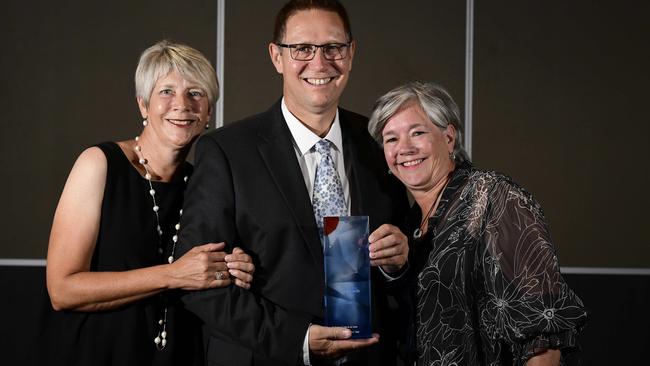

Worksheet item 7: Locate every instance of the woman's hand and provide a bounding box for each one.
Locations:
[368,224,409,273]
[225,247,255,289]
[169,242,230,290]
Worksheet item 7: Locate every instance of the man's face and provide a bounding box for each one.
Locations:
[269,9,355,118]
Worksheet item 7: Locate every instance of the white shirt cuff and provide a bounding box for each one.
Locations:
[379,262,409,281]
[302,325,311,365]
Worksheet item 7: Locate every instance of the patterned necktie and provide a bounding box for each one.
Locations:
[312,139,347,237]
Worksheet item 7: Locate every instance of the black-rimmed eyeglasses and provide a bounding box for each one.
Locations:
[275,42,351,61]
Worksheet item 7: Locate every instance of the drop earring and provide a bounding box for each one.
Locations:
[142,118,148,127]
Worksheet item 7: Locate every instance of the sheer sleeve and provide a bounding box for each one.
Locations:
[473,176,588,364]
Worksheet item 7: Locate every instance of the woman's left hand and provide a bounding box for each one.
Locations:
[224,247,255,289]
[368,224,409,273]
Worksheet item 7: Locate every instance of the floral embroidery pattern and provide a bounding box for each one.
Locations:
[410,164,587,365]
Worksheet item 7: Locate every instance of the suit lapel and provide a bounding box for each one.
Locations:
[341,112,367,217]
[256,102,324,268]
[340,111,387,231]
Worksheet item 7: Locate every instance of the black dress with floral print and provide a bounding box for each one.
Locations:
[393,162,588,366]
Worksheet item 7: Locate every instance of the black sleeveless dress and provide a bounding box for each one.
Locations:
[42,142,203,366]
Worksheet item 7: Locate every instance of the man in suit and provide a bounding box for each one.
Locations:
[176,1,409,365]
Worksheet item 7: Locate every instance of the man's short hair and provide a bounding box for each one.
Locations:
[273,0,353,44]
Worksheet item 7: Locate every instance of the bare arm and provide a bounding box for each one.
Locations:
[46,147,233,312]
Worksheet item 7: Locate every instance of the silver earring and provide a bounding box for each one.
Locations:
[142,119,148,127]
[449,151,456,161]
[387,169,393,175]
[205,123,210,130]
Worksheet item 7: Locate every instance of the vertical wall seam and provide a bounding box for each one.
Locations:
[216,0,225,128]
[464,0,474,158]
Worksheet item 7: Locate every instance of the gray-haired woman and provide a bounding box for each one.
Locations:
[368,82,587,366]
[45,41,254,365]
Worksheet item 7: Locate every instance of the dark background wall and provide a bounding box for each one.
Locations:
[1,0,648,267]
[472,0,650,268]
[224,0,466,123]
[0,0,217,259]
[0,0,648,365]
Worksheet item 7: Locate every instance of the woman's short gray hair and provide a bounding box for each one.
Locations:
[135,40,218,107]
[368,81,470,164]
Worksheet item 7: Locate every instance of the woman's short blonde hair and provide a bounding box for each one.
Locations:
[135,40,218,107]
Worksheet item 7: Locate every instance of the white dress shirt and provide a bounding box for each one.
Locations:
[281,98,400,365]
[281,98,351,214]
[281,98,351,365]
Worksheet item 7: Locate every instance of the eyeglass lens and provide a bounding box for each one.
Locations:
[292,44,348,61]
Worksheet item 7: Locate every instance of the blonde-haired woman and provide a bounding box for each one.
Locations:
[45,40,254,365]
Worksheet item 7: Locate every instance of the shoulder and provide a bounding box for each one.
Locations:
[462,166,518,193]
[339,107,368,124]
[74,145,108,176]
[465,166,544,216]
[211,103,282,139]
[338,107,377,147]
[58,145,109,208]
[67,145,110,189]
[338,108,370,137]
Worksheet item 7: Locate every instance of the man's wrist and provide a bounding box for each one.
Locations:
[379,261,409,281]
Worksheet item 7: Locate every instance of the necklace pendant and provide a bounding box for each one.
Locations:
[413,228,422,239]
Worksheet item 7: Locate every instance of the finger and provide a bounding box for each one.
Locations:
[369,245,402,260]
[195,242,226,252]
[206,262,229,273]
[234,278,251,289]
[368,224,395,243]
[368,235,399,253]
[207,251,228,262]
[318,326,352,340]
[232,247,245,254]
[226,261,255,273]
[208,278,232,288]
[228,269,253,283]
[331,336,380,351]
[213,270,230,281]
[225,253,252,263]
[310,324,351,340]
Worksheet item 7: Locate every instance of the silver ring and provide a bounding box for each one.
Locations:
[215,271,225,280]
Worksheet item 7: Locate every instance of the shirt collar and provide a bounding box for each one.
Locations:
[281,97,343,156]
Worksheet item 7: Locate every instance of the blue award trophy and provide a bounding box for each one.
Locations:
[322,216,371,339]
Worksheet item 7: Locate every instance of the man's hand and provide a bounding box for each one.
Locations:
[225,247,255,289]
[368,224,408,273]
[525,349,561,366]
[308,325,379,359]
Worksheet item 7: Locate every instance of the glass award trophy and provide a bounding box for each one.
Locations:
[322,216,371,339]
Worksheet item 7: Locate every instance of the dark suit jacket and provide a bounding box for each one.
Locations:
[176,100,408,366]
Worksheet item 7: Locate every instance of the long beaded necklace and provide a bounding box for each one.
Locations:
[133,133,188,350]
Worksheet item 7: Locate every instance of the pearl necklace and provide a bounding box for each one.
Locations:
[134,135,187,350]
